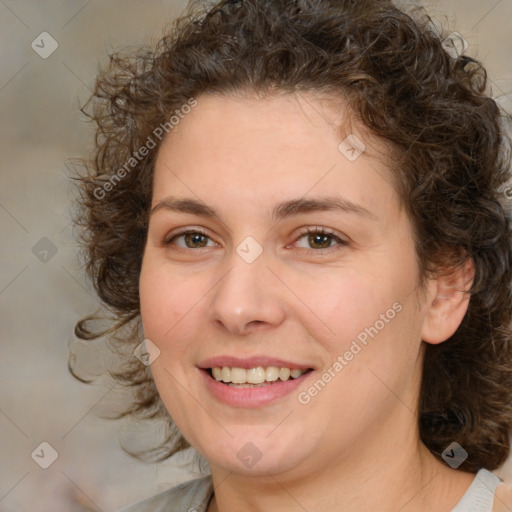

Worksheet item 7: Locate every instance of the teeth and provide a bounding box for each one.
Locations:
[247,367,266,384]
[210,366,308,384]
[221,367,231,382]
[279,367,291,380]
[231,367,246,384]
[266,366,279,381]
[290,369,303,379]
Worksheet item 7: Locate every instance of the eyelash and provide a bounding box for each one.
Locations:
[163,227,348,252]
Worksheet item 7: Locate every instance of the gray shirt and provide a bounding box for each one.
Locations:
[118,468,502,512]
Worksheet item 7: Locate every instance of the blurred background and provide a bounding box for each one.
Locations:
[0,0,511,510]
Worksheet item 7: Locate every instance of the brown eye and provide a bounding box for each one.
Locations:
[165,230,215,249]
[294,229,347,250]
[308,232,333,249]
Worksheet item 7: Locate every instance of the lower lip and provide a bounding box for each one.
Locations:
[200,369,313,408]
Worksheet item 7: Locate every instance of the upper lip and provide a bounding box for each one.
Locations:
[197,356,313,370]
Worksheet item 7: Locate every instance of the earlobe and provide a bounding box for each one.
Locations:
[421,258,475,345]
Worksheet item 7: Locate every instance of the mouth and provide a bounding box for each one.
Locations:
[205,365,314,388]
[197,356,315,406]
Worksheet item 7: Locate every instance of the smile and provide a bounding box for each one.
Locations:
[210,366,311,386]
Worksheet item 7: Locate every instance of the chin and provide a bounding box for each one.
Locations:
[212,453,304,478]
[196,432,312,478]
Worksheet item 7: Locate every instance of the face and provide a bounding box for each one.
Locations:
[139,91,431,478]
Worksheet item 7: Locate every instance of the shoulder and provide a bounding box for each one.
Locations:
[117,475,213,512]
[493,481,512,512]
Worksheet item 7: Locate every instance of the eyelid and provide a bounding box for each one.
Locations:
[294,226,343,239]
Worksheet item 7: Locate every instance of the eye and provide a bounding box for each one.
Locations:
[293,228,348,250]
[164,229,217,249]
[163,227,347,251]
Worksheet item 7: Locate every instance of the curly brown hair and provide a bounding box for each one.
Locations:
[72,0,512,471]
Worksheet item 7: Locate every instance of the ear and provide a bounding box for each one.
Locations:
[421,258,475,345]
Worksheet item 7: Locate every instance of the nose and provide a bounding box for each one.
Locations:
[208,251,286,336]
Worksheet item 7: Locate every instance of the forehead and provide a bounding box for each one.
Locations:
[152,91,398,216]
[163,90,365,149]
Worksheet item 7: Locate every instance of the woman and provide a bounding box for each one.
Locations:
[73,0,512,510]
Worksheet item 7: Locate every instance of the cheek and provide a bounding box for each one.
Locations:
[139,259,195,345]
[294,266,412,344]
[307,263,422,375]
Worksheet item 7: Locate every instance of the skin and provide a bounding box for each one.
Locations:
[139,90,488,511]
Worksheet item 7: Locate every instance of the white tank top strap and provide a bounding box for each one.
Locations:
[451,468,503,512]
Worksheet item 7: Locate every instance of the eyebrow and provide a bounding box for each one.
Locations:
[150,196,378,222]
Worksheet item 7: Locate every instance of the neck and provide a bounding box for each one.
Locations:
[207,409,472,512]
